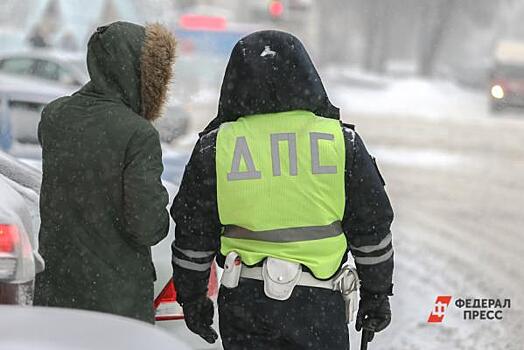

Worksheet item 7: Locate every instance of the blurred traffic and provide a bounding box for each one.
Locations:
[1,1,523,157]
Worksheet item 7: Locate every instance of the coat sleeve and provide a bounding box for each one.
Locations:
[123,125,169,247]
[342,128,394,294]
[170,133,221,305]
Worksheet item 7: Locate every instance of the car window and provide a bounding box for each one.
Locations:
[494,64,524,79]
[0,96,11,151]
[9,100,45,145]
[0,150,41,193]
[33,60,60,81]
[57,66,78,85]
[0,58,35,76]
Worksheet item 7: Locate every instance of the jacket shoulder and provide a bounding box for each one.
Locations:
[103,103,158,138]
[341,122,355,131]
[41,96,72,119]
[341,122,356,144]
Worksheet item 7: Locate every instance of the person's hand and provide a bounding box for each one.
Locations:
[183,296,219,344]
[355,289,392,341]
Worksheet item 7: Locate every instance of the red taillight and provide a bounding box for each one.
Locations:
[155,262,218,322]
[0,225,19,253]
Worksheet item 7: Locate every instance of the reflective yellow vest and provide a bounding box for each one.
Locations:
[216,110,346,279]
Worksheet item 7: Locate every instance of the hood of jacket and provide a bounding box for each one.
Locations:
[83,21,176,121]
[201,30,339,135]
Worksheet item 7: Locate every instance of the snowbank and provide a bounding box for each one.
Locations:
[328,70,489,120]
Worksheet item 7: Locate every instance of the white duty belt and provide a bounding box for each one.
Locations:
[220,252,360,323]
[239,265,335,290]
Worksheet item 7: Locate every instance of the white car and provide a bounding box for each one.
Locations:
[0,306,190,350]
[0,73,70,149]
[0,50,88,88]
[152,181,221,349]
[0,51,190,143]
[0,151,43,304]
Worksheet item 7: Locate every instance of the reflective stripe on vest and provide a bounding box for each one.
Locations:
[216,110,347,279]
[223,221,343,242]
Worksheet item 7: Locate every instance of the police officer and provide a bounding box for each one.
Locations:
[171,30,394,349]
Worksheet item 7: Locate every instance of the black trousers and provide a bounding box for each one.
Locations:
[218,279,349,350]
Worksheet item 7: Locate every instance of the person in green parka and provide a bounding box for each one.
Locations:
[34,21,177,323]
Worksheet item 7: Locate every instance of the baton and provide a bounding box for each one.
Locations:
[360,329,374,350]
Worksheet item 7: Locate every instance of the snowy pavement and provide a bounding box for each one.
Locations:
[348,110,524,349]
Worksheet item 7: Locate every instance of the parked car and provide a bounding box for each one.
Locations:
[0,50,88,88]
[489,40,524,112]
[0,72,189,150]
[151,180,220,350]
[0,73,68,149]
[0,306,190,350]
[0,151,43,304]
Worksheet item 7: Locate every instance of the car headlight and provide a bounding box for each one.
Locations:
[491,85,504,99]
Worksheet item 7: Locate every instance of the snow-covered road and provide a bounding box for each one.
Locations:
[349,111,524,349]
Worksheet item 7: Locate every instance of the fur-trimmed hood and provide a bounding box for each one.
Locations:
[84,21,176,121]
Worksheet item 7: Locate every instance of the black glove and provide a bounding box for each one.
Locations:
[355,289,392,341]
[182,296,219,344]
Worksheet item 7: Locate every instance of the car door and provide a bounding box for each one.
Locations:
[0,94,12,151]
[8,98,45,145]
[0,151,43,304]
[0,58,37,79]
[32,59,60,82]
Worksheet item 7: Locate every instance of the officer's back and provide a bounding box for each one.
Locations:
[171,30,394,349]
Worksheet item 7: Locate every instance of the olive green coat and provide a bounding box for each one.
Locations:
[34,22,176,323]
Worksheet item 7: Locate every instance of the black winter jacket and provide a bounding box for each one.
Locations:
[171,125,394,304]
[171,30,394,305]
